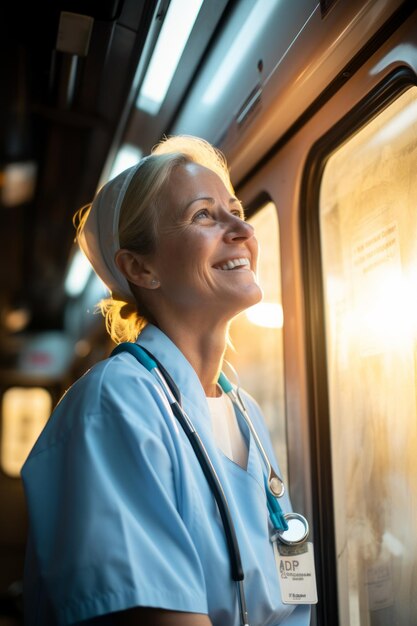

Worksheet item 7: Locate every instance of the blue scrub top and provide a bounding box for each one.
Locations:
[22,325,311,626]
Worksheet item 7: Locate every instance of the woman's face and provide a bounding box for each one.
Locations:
[148,162,262,324]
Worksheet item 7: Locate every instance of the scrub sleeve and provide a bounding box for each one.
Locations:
[22,363,208,624]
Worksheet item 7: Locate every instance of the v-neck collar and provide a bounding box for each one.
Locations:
[136,324,266,491]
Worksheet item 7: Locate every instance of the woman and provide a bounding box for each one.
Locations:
[22,136,312,625]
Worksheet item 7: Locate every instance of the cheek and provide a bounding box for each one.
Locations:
[159,245,199,282]
[176,235,213,268]
[249,237,259,266]
[158,231,216,281]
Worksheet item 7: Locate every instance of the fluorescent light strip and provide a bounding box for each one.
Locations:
[137,0,204,115]
[202,0,276,106]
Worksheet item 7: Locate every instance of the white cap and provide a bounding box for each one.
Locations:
[78,159,147,301]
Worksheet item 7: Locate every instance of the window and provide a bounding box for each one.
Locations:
[1,387,51,477]
[320,87,417,625]
[226,201,287,483]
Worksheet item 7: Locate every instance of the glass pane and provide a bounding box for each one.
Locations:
[320,87,417,625]
[226,201,287,483]
[1,387,51,477]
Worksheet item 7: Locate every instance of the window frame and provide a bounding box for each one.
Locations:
[299,66,417,626]
[0,383,58,478]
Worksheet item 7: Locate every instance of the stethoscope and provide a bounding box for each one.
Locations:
[112,342,309,626]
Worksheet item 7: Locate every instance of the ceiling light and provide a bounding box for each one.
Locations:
[202,0,276,106]
[1,161,37,207]
[137,0,204,115]
[4,306,31,332]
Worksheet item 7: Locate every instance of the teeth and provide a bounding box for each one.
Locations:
[217,258,250,271]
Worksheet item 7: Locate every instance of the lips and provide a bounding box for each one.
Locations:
[213,257,250,271]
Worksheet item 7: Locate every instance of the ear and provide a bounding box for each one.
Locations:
[115,249,159,290]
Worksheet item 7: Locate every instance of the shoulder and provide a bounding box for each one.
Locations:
[62,351,157,416]
[66,350,156,408]
[25,351,168,458]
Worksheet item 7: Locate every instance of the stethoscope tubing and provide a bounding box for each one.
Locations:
[218,373,285,501]
[167,398,250,625]
[111,342,308,625]
[168,398,245,582]
[112,342,250,625]
[112,343,244,579]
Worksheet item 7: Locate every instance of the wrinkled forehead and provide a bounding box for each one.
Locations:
[160,161,235,216]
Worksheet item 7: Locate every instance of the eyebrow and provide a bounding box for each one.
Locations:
[184,196,243,211]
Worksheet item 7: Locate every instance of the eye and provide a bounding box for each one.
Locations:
[231,207,245,220]
[192,208,211,221]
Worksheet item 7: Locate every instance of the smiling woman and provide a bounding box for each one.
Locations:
[116,160,262,344]
[21,135,312,626]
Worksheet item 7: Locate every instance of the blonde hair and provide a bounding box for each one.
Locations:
[75,135,233,343]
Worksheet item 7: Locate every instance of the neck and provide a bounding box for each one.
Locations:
[155,317,229,397]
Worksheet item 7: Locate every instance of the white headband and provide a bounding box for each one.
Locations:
[78,158,147,301]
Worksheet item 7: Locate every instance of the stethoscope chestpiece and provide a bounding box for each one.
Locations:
[269,476,285,498]
[275,512,309,546]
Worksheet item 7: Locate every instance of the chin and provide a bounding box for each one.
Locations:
[230,284,263,316]
[247,282,263,303]
[248,291,263,309]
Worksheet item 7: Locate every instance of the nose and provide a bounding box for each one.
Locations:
[223,213,255,242]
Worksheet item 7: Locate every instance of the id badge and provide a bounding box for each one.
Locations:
[272,540,318,604]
